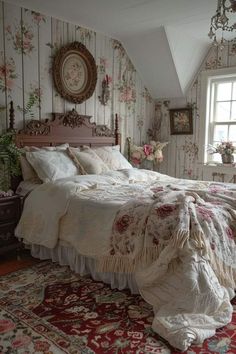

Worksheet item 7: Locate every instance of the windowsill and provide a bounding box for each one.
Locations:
[203,163,236,173]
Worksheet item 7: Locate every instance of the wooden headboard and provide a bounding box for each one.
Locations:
[9,102,121,148]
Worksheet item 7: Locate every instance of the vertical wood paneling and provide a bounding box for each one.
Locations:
[219,44,229,67]
[39,13,52,119]
[120,53,127,147]
[95,32,106,125]
[22,8,40,120]
[4,2,23,129]
[135,82,141,145]
[158,40,236,179]
[103,35,112,127]
[0,1,6,133]
[1,0,155,150]
[64,22,76,113]
[112,42,120,131]
[229,42,236,66]
[84,29,96,120]
[51,18,64,113]
[116,44,122,126]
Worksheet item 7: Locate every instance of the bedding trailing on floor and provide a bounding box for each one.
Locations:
[15,169,236,351]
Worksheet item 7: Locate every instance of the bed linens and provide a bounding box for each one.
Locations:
[20,144,70,182]
[92,145,133,170]
[15,169,236,351]
[16,180,42,197]
[67,147,110,174]
[29,243,139,293]
[26,150,78,182]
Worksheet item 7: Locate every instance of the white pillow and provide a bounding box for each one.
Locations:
[20,144,69,181]
[93,145,133,170]
[68,147,110,174]
[26,150,78,182]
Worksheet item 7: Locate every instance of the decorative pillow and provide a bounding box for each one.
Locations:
[26,150,78,182]
[20,144,69,182]
[67,147,110,174]
[92,145,133,170]
[66,148,86,175]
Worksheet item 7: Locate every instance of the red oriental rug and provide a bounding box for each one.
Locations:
[0,261,235,354]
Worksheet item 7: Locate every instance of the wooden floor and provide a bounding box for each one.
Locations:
[0,249,39,276]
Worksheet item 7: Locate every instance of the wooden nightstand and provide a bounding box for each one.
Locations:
[0,195,22,255]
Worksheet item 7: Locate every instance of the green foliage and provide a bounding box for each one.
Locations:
[0,131,21,191]
[17,90,40,118]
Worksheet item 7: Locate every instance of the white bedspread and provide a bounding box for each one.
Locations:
[15,169,236,351]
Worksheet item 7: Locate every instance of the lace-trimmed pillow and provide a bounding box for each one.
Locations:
[26,149,78,182]
[20,144,69,182]
[67,147,110,175]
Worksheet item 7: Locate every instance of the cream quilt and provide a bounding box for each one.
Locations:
[15,169,236,351]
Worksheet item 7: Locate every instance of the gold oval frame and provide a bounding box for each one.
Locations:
[53,41,97,104]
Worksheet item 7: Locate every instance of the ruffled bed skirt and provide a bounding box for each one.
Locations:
[29,244,139,294]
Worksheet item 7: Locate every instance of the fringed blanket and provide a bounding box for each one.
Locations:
[98,183,236,350]
[99,184,236,288]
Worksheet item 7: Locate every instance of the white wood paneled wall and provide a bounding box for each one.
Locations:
[157,43,236,181]
[0,1,155,151]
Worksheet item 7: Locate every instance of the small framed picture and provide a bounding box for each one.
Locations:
[169,108,193,135]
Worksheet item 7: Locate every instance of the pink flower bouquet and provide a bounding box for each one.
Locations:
[130,141,168,167]
[208,141,235,156]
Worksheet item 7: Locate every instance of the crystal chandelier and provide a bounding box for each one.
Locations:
[208,0,236,48]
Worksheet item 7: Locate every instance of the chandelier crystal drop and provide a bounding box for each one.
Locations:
[208,0,236,48]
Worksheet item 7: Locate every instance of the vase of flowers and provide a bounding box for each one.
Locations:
[130,140,168,169]
[208,141,235,164]
[221,153,234,164]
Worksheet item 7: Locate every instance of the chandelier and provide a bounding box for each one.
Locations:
[208,0,236,48]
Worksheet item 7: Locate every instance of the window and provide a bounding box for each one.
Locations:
[200,68,236,164]
[209,78,236,162]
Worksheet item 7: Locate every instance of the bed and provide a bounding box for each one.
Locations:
[10,104,236,351]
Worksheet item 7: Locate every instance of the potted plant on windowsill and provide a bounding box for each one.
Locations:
[208,141,235,164]
[0,131,22,194]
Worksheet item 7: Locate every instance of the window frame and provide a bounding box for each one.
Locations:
[199,67,236,164]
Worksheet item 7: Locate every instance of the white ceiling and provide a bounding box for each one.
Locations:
[6,0,234,98]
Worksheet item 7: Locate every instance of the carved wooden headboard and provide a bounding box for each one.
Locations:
[9,102,121,148]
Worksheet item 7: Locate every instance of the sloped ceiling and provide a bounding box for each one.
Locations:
[5,0,233,98]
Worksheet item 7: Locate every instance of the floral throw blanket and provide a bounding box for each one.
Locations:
[99,183,236,288]
[98,182,236,350]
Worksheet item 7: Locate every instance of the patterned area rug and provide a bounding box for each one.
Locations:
[0,262,235,354]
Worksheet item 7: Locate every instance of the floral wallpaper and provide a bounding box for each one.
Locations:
[156,41,236,180]
[0,1,155,149]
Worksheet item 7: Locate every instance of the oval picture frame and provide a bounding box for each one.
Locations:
[53,41,97,104]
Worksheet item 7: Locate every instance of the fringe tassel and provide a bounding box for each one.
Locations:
[171,229,189,248]
[207,246,236,289]
[97,228,236,289]
[191,231,207,253]
[97,246,160,273]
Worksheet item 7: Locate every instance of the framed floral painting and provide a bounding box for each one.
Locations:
[53,41,97,104]
[169,107,193,135]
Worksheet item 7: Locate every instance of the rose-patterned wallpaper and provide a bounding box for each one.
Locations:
[0,1,155,150]
[156,42,236,180]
